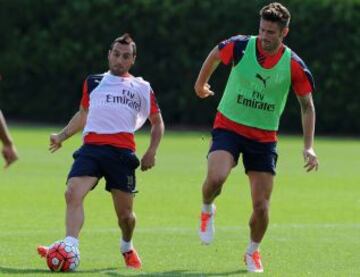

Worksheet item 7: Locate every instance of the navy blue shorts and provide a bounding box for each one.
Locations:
[67,144,140,193]
[209,128,278,175]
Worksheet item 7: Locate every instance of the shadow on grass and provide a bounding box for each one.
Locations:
[0,266,117,274]
[105,269,248,276]
[0,266,247,276]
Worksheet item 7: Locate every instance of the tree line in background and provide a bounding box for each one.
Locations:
[0,0,359,134]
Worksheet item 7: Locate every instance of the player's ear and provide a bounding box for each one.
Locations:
[282,27,289,38]
[132,55,136,65]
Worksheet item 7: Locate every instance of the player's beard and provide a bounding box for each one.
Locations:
[261,39,280,53]
[110,64,127,76]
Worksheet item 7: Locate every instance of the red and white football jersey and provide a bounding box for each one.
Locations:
[81,72,160,151]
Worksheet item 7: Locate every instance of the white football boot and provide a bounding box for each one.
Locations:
[244,250,264,273]
[199,204,216,244]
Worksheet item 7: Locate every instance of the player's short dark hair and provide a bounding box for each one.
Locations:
[110,33,137,56]
[260,2,291,29]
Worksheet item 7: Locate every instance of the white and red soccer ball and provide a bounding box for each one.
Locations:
[46,241,80,272]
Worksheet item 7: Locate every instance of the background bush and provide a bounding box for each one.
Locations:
[0,0,359,134]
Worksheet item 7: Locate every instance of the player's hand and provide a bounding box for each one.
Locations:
[195,83,215,99]
[303,148,319,172]
[49,133,63,153]
[140,150,156,171]
[2,143,18,168]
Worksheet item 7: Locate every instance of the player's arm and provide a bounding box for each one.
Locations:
[140,112,164,171]
[296,94,319,172]
[0,110,18,168]
[49,106,88,153]
[194,46,221,98]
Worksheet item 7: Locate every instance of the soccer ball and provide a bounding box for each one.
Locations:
[46,241,80,272]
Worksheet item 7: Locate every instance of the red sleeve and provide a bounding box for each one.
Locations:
[80,79,89,109]
[218,41,234,65]
[291,59,313,96]
[150,90,160,115]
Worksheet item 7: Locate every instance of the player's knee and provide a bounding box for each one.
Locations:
[253,201,269,217]
[118,210,135,225]
[64,187,82,206]
[206,174,227,189]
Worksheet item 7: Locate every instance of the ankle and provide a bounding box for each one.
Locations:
[120,239,133,253]
[247,240,260,254]
[202,203,215,213]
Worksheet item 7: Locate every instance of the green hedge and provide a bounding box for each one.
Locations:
[0,0,359,134]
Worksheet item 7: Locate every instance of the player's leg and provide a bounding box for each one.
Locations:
[202,129,240,203]
[203,150,235,203]
[103,148,141,269]
[37,176,97,258]
[64,145,101,246]
[65,176,98,239]
[111,190,141,269]
[37,177,95,258]
[242,140,277,273]
[243,171,273,273]
[199,150,235,244]
[37,145,100,258]
[248,171,273,242]
[199,129,240,244]
[111,190,136,243]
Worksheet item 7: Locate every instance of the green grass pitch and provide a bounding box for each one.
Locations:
[0,126,359,276]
